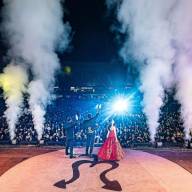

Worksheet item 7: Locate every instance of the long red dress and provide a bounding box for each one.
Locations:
[98,129,124,160]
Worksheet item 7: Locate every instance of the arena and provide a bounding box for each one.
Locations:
[0,0,192,191]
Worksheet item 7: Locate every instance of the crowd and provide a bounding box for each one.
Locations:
[157,111,184,145]
[0,95,187,147]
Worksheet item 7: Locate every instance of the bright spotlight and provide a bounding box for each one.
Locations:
[112,97,130,114]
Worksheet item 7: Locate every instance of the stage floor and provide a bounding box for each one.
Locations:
[0,148,192,192]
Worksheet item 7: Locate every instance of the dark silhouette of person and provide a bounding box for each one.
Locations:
[83,111,100,156]
[65,115,78,158]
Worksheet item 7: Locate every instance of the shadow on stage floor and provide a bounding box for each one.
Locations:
[0,147,192,192]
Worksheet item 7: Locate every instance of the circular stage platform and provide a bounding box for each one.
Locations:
[0,148,192,192]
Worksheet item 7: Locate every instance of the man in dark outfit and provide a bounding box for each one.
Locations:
[65,115,78,158]
[83,111,100,156]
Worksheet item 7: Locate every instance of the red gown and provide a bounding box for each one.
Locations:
[98,130,124,160]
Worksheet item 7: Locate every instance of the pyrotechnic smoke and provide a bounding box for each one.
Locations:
[108,0,176,141]
[171,0,192,140]
[28,80,49,141]
[174,55,192,140]
[0,64,28,140]
[2,0,71,140]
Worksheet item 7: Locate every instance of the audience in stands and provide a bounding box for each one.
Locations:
[0,96,187,147]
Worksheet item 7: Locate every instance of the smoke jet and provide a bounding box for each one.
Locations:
[2,0,71,140]
[0,64,28,140]
[108,0,176,141]
[171,0,192,140]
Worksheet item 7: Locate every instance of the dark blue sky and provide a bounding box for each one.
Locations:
[60,0,129,86]
[62,0,116,62]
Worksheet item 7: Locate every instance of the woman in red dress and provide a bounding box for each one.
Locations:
[98,121,124,161]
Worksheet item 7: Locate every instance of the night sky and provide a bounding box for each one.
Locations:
[61,0,130,87]
[63,0,117,62]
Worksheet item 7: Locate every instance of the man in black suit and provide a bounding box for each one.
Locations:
[65,115,78,158]
[83,111,100,157]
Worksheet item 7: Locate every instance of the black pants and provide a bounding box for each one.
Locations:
[66,139,74,157]
[86,134,95,155]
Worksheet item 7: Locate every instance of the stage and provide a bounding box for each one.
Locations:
[0,148,192,192]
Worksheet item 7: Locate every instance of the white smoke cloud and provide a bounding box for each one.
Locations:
[171,0,192,140]
[110,0,176,141]
[174,55,192,140]
[0,64,28,140]
[28,80,49,141]
[2,0,71,140]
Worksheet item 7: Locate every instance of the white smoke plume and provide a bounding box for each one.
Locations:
[0,64,28,140]
[171,0,192,140]
[174,55,192,140]
[2,0,71,140]
[28,80,49,141]
[108,0,176,141]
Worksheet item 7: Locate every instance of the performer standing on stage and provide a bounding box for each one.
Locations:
[98,120,124,161]
[83,109,100,157]
[64,115,78,158]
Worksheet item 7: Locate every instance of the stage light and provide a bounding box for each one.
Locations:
[104,94,133,118]
[112,96,130,114]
